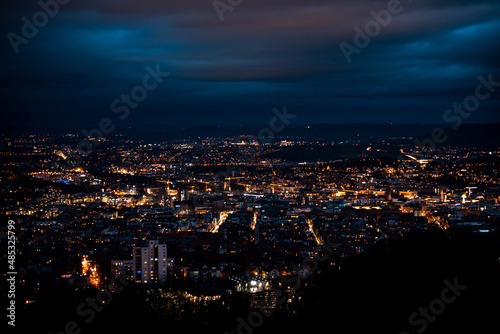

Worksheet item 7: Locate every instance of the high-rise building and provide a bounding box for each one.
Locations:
[132,240,168,284]
[159,187,170,206]
[177,187,188,201]
[111,259,133,277]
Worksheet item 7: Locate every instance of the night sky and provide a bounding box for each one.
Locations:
[1,0,500,130]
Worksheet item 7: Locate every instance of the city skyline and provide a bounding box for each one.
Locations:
[2,132,499,333]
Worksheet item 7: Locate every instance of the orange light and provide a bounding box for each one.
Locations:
[82,256,100,288]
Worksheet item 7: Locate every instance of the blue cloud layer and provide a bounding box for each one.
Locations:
[1,0,499,129]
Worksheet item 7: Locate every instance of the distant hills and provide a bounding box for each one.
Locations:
[139,123,438,142]
[425,123,500,148]
[3,123,500,148]
[138,123,500,148]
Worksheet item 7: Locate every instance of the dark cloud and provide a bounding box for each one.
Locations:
[1,0,499,130]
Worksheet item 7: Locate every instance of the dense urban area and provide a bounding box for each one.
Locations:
[1,133,499,334]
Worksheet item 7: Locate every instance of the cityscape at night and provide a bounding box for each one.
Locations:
[1,0,500,334]
[1,129,500,333]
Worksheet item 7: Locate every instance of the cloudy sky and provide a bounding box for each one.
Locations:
[1,0,499,130]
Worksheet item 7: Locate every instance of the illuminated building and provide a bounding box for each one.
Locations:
[111,259,133,277]
[81,255,100,288]
[229,276,270,293]
[132,240,168,285]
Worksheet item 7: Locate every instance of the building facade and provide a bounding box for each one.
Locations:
[132,240,168,284]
